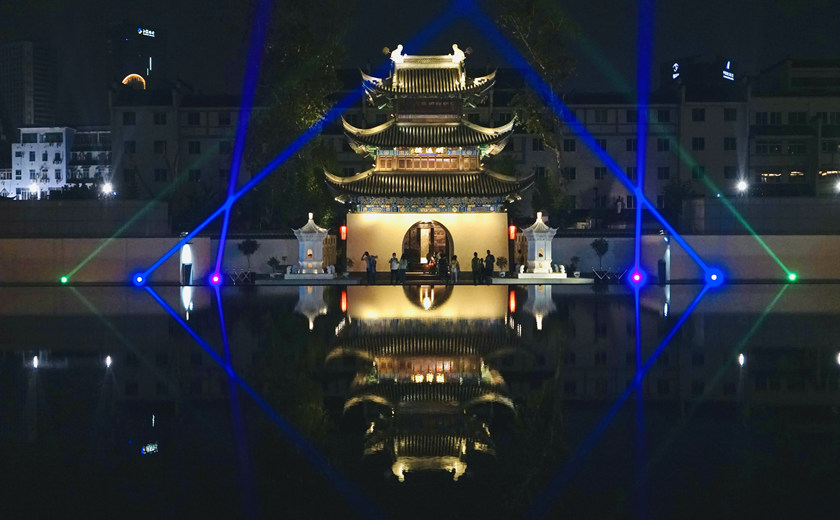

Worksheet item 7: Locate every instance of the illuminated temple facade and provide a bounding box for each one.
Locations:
[326,286,523,481]
[327,45,532,270]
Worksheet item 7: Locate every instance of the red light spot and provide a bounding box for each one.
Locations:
[339,225,347,241]
[508,225,517,240]
[340,290,348,313]
[509,290,516,313]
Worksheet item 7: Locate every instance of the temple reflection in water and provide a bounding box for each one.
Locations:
[325,285,537,482]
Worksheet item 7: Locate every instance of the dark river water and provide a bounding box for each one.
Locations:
[1,283,838,519]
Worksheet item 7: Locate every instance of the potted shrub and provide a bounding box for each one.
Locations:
[237,238,260,284]
[267,256,281,277]
[496,256,508,277]
[590,238,609,283]
[569,255,581,278]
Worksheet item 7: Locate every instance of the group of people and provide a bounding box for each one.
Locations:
[361,249,496,284]
[472,250,496,284]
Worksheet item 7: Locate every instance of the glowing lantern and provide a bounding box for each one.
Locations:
[339,225,347,241]
[509,290,516,313]
[508,225,517,240]
[340,290,348,313]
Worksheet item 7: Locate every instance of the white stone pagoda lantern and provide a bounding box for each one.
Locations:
[521,212,558,273]
[286,212,336,279]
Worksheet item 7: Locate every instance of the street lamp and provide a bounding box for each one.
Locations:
[736,180,748,193]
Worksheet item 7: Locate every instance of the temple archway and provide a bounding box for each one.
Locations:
[402,220,452,271]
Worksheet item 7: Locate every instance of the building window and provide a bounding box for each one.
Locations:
[153,140,166,154]
[724,107,737,121]
[55,169,61,181]
[821,140,839,153]
[657,166,670,180]
[188,169,201,182]
[657,138,670,152]
[755,112,768,125]
[788,141,806,154]
[626,166,636,181]
[42,151,48,161]
[15,170,22,180]
[691,165,705,179]
[563,139,576,152]
[532,138,544,151]
[29,151,35,162]
[691,108,705,122]
[188,141,201,154]
[657,109,670,123]
[124,140,136,154]
[123,111,136,125]
[769,112,782,125]
[788,112,807,125]
[219,140,232,154]
[29,169,36,180]
[535,166,546,178]
[756,140,782,154]
[627,194,635,209]
[594,109,607,123]
[723,137,737,151]
[724,166,736,179]
[594,166,606,180]
[626,109,637,123]
[153,112,167,125]
[691,137,705,151]
[218,111,231,125]
[562,167,575,180]
[626,138,637,152]
[154,168,168,182]
[53,153,61,163]
[14,151,23,158]
[596,138,607,151]
[187,112,200,125]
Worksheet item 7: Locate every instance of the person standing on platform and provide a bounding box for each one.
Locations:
[450,255,460,283]
[472,252,482,284]
[362,251,377,284]
[484,250,495,284]
[398,252,408,284]
[389,252,400,284]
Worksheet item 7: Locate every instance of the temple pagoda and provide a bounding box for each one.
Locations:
[327,44,532,271]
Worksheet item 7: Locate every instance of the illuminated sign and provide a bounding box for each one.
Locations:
[137,27,155,38]
[722,60,734,81]
[672,62,680,80]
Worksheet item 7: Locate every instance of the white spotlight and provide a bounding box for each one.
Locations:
[33,355,39,368]
[105,355,112,368]
[736,180,748,192]
[738,353,745,366]
[29,183,38,193]
[102,182,113,194]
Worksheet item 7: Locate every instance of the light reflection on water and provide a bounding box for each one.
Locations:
[1,284,839,518]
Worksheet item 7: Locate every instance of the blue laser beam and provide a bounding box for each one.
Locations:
[215,0,272,276]
[634,0,654,280]
[145,286,385,519]
[214,285,259,518]
[137,8,461,284]
[526,283,711,519]
[634,284,649,520]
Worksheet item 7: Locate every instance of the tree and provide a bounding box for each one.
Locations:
[495,1,576,165]
[238,1,354,232]
[590,238,609,270]
[238,239,260,270]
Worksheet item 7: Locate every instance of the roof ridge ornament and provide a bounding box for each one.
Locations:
[391,44,405,64]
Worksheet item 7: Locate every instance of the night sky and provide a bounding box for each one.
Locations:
[2,0,839,125]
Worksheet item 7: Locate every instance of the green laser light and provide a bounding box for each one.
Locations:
[60,276,69,284]
[788,272,797,282]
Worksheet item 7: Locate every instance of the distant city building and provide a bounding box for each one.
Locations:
[110,83,253,199]
[107,23,167,90]
[2,126,111,200]
[0,41,56,140]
